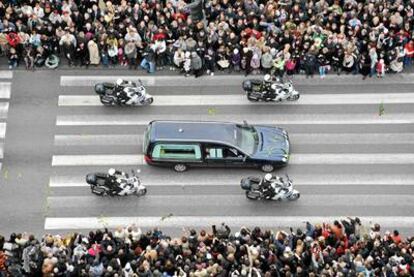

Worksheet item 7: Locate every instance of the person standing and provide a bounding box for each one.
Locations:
[303,51,316,78]
[376,59,385,78]
[242,47,253,76]
[124,40,137,69]
[317,47,330,79]
[140,43,156,73]
[359,53,371,80]
[87,39,100,66]
[191,52,203,78]
[8,47,19,69]
[183,51,192,77]
[369,47,378,78]
[204,47,215,76]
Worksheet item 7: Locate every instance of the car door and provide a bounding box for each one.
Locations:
[221,146,249,167]
[203,144,229,168]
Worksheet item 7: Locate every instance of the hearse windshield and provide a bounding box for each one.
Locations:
[235,125,259,155]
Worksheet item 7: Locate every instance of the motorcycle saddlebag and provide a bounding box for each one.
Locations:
[240,178,252,190]
[242,80,252,91]
[100,95,115,105]
[86,174,97,185]
[94,84,106,95]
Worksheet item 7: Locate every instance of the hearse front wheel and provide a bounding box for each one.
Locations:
[173,163,187,172]
[261,164,275,173]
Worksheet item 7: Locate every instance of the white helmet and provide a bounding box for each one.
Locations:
[116,78,123,86]
[264,74,271,82]
[264,173,273,182]
[108,168,116,176]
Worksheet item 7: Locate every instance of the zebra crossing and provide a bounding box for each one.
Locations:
[46,74,414,234]
[0,71,13,171]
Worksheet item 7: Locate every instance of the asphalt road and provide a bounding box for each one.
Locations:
[1,69,414,237]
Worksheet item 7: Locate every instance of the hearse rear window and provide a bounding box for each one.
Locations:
[152,144,201,160]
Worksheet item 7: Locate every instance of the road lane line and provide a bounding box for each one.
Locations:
[0,103,9,119]
[51,153,414,166]
[49,174,414,187]
[0,123,6,139]
[52,154,144,166]
[0,72,13,79]
[54,133,414,146]
[54,134,143,146]
[45,216,414,230]
[290,153,414,165]
[56,113,414,126]
[58,93,414,106]
[0,82,11,99]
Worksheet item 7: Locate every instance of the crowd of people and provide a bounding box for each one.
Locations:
[1,218,414,276]
[0,0,413,78]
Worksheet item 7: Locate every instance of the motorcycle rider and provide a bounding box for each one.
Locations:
[105,168,126,194]
[260,173,276,199]
[260,174,288,200]
[114,79,132,104]
[262,74,275,100]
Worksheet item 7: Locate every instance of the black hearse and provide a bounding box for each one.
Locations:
[143,120,290,172]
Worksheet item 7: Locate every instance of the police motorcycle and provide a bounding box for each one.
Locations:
[242,75,300,102]
[240,174,300,201]
[86,168,147,197]
[94,78,154,106]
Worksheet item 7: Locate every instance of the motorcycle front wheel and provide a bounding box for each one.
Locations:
[288,192,300,201]
[136,188,147,196]
[145,97,154,105]
[287,94,300,101]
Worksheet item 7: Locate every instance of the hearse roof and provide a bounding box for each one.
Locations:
[149,120,239,145]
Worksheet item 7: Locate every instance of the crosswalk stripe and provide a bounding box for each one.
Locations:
[44,216,414,230]
[0,82,11,99]
[0,122,6,139]
[52,154,143,166]
[54,134,142,146]
[58,93,414,106]
[0,103,9,119]
[60,74,414,87]
[0,71,13,79]
[56,113,414,126]
[46,195,414,209]
[49,174,414,187]
[54,133,414,146]
[51,153,414,166]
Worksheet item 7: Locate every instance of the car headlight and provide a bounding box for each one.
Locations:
[282,157,288,163]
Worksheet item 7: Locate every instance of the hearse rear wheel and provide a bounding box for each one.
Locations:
[173,163,187,172]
